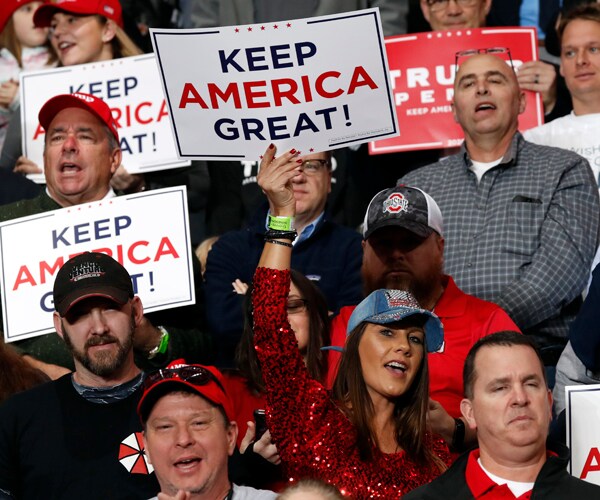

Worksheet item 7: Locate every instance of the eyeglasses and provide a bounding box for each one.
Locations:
[144,365,226,393]
[287,298,308,314]
[299,159,330,176]
[455,47,514,71]
[426,0,480,12]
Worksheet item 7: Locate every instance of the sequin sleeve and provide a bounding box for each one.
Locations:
[251,268,340,472]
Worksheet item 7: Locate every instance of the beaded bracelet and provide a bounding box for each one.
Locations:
[265,239,293,248]
[265,229,297,241]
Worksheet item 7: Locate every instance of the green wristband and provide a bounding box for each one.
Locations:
[148,326,169,359]
[268,215,295,231]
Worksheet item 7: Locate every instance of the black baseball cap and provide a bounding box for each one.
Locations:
[53,252,133,316]
[362,185,443,240]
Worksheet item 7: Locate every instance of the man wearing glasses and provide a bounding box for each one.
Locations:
[0,252,160,498]
[138,360,276,499]
[401,50,600,376]
[204,150,362,367]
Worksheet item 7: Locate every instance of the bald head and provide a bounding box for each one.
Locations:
[452,54,525,150]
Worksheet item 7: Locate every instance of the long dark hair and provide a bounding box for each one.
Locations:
[332,320,442,469]
[236,269,330,394]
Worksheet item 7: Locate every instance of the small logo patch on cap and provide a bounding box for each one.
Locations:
[103,5,115,15]
[72,93,95,103]
[382,193,408,214]
[385,289,419,308]
[69,262,105,282]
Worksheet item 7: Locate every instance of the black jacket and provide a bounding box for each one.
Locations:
[404,442,600,499]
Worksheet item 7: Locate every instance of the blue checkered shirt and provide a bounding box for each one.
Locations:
[401,133,600,347]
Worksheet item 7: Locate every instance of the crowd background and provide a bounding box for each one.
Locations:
[2,0,600,498]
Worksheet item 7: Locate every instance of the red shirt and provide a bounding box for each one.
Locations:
[222,371,266,447]
[466,449,535,499]
[325,276,520,417]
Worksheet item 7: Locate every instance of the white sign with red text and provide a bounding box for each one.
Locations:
[0,186,194,342]
[566,384,600,485]
[150,8,399,161]
[20,54,189,183]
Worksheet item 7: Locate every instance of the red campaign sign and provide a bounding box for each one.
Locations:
[369,27,543,155]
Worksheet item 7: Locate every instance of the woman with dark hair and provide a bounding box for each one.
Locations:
[250,145,451,497]
[234,268,329,406]
[223,269,331,491]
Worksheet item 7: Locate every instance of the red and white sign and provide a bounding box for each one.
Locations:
[369,27,543,155]
[566,384,600,485]
[150,9,399,161]
[0,187,195,343]
[20,54,189,183]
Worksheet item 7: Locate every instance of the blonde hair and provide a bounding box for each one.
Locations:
[111,23,143,58]
[0,16,57,67]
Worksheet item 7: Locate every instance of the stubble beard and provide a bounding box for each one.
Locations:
[363,264,442,310]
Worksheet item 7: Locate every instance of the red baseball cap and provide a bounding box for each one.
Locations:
[38,92,119,142]
[138,360,235,424]
[0,0,48,33]
[34,0,123,28]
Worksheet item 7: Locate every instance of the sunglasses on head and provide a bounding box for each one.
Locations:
[143,365,226,394]
[455,47,514,72]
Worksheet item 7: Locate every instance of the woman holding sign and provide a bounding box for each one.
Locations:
[251,145,451,497]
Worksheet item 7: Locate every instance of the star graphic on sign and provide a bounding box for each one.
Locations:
[273,24,279,29]
[261,25,265,30]
[234,27,239,33]
[287,23,292,28]
[309,148,314,152]
[247,26,253,32]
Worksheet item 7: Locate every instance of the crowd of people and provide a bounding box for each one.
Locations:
[2,0,600,498]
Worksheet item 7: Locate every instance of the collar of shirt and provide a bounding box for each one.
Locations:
[71,372,145,404]
[465,449,533,499]
[264,211,325,246]
[461,132,522,171]
[46,187,117,203]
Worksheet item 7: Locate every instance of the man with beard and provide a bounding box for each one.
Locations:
[0,252,160,499]
[0,92,210,379]
[325,186,519,451]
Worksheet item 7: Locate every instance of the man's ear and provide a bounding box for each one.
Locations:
[131,296,144,327]
[53,312,64,340]
[110,148,122,175]
[460,398,477,430]
[227,421,239,456]
[451,100,460,124]
[142,432,153,465]
[518,91,527,115]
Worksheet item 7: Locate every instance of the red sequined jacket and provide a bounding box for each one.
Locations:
[252,267,452,498]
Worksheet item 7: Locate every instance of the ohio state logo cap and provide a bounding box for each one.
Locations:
[362,185,443,240]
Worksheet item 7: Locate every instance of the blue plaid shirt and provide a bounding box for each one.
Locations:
[402,133,600,347]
